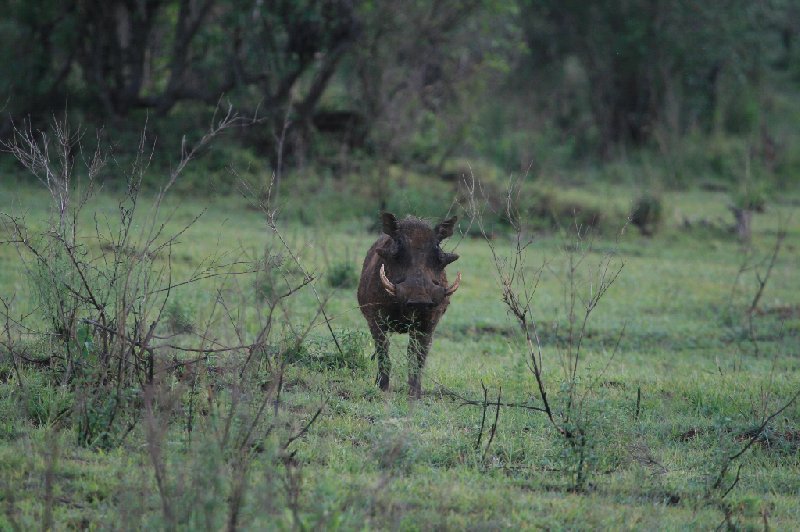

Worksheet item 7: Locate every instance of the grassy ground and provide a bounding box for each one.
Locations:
[0,178,798,530]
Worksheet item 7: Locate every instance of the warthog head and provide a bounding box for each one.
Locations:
[375,212,461,308]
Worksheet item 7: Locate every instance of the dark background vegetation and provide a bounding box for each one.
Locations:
[2,0,799,196]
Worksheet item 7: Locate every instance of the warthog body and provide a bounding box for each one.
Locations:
[357,213,461,398]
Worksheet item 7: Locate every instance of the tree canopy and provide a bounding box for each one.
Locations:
[1,0,798,181]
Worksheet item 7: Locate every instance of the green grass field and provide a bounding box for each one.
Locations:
[1,178,798,530]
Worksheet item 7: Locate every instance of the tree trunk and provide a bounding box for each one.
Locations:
[731,207,752,243]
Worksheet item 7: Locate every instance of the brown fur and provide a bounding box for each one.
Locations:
[357,213,459,398]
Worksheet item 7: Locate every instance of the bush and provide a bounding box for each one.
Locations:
[528,188,608,232]
[164,300,195,334]
[732,187,767,213]
[327,260,358,289]
[630,194,663,236]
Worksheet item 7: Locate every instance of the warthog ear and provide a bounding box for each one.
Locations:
[435,216,458,241]
[381,212,399,238]
[441,252,459,265]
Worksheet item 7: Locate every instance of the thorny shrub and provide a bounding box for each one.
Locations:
[0,111,338,528]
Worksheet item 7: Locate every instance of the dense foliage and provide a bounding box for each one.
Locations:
[2,0,799,184]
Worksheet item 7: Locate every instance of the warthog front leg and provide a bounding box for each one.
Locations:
[408,329,433,399]
[370,325,391,391]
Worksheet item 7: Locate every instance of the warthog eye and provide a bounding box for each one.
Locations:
[377,240,402,260]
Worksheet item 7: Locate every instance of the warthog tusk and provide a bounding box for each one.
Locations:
[379,264,396,295]
[445,271,461,296]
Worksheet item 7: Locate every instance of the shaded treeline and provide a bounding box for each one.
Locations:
[1,0,798,179]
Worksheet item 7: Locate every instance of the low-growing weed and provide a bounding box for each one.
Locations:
[285,330,368,371]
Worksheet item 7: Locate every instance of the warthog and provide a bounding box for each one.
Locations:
[357,212,461,398]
